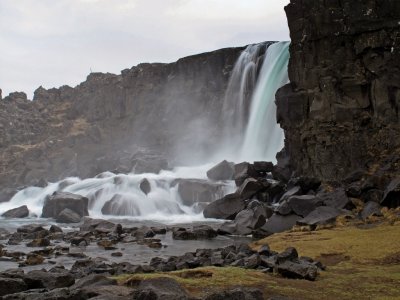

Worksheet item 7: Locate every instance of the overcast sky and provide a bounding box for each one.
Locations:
[0,0,290,98]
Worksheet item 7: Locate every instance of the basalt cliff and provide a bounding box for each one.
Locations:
[277,0,400,183]
[0,46,244,196]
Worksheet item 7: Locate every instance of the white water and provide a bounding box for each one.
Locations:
[0,164,234,223]
[0,42,290,223]
[217,41,289,163]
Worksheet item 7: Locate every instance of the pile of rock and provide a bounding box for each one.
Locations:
[203,160,400,237]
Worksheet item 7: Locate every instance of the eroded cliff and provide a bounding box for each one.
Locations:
[276,0,400,182]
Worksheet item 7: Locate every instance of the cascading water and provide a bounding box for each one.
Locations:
[218,41,289,163]
[240,41,289,161]
[0,165,234,222]
[0,41,290,222]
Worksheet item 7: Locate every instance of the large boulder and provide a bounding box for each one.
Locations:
[286,195,323,217]
[298,206,344,226]
[139,179,151,195]
[130,277,189,300]
[234,162,259,186]
[317,188,352,209]
[206,160,234,181]
[381,177,400,208]
[360,201,383,220]
[56,208,82,223]
[177,179,224,206]
[219,201,267,235]
[0,278,28,297]
[80,218,116,233]
[23,270,75,290]
[238,178,265,200]
[203,193,245,219]
[1,205,29,218]
[275,260,318,281]
[257,213,301,235]
[42,192,89,218]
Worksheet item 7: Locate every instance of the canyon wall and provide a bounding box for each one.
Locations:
[0,46,244,194]
[276,0,400,181]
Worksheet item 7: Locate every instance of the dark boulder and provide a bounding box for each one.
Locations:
[177,179,224,206]
[17,224,46,234]
[238,178,265,200]
[279,186,302,202]
[218,201,267,235]
[23,270,75,290]
[275,260,318,281]
[26,238,50,247]
[49,225,63,233]
[298,206,344,226]
[381,177,400,208]
[56,208,82,223]
[203,193,245,220]
[172,225,217,240]
[204,287,264,300]
[130,277,189,300]
[1,205,29,218]
[80,218,116,233]
[139,179,151,195]
[0,278,28,297]
[286,195,323,217]
[360,201,383,220]
[257,213,301,235]
[234,162,259,186]
[317,188,352,210]
[253,161,274,173]
[42,192,89,218]
[206,160,235,181]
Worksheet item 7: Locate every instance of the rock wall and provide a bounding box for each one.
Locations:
[276,0,400,181]
[0,46,244,192]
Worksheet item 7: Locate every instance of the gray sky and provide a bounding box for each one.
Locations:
[0,0,290,98]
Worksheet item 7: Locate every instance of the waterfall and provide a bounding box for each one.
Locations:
[0,42,289,222]
[240,41,289,162]
[218,41,289,163]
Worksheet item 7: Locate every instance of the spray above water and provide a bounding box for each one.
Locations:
[0,42,290,222]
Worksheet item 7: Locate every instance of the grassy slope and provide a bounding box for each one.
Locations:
[116,221,400,299]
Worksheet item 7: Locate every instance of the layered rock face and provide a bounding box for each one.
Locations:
[276,0,400,181]
[0,46,244,191]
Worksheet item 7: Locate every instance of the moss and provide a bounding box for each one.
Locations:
[115,223,400,299]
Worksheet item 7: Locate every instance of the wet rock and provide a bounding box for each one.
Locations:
[42,192,89,218]
[279,186,302,202]
[206,160,235,181]
[139,178,151,195]
[298,206,344,226]
[204,287,264,300]
[1,205,29,218]
[0,278,28,297]
[49,225,63,233]
[203,193,245,220]
[17,224,46,234]
[177,179,224,206]
[360,201,383,220]
[133,226,155,239]
[234,162,259,186]
[97,240,117,250]
[238,178,265,200]
[253,161,274,173]
[80,218,116,233]
[26,238,50,247]
[56,208,82,223]
[172,225,217,240]
[24,253,44,265]
[130,277,189,300]
[23,270,75,290]
[219,201,267,235]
